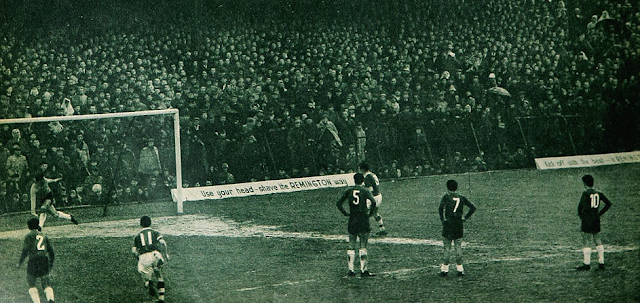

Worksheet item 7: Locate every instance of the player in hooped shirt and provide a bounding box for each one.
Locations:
[132,216,168,303]
[359,163,386,236]
[576,175,612,271]
[17,218,57,303]
[337,173,377,277]
[438,180,476,277]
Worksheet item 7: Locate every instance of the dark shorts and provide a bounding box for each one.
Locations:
[27,255,50,278]
[581,216,601,234]
[442,218,463,240]
[348,215,371,235]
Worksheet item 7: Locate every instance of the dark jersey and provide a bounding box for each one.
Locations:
[134,228,165,255]
[364,172,380,196]
[578,189,611,219]
[19,230,55,267]
[439,192,476,222]
[337,186,377,234]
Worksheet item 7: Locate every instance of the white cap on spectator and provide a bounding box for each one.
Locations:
[489,73,496,79]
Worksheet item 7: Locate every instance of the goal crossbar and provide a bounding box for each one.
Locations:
[0,109,185,213]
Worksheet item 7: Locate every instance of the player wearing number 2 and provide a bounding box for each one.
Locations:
[337,173,377,277]
[17,218,56,303]
[577,175,612,271]
[132,216,169,303]
[438,179,476,277]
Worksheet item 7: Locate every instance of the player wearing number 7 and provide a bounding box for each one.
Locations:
[576,175,612,271]
[17,218,56,303]
[337,173,377,277]
[132,216,169,303]
[438,179,476,277]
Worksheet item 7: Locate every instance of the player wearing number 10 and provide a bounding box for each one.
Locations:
[336,173,377,277]
[17,218,56,303]
[577,175,612,271]
[438,180,476,277]
[132,216,168,303]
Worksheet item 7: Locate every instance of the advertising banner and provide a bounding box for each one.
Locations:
[535,151,640,170]
[172,173,356,202]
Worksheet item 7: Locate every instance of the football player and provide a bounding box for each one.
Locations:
[438,179,476,277]
[576,175,612,271]
[358,163,386,236]
[30,173,78,228]
[132,216,168,303]
[337,173,377,277]
[17,218,56,303]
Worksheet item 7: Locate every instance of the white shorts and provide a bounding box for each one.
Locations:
[137,251,165,280]
[367,194,383,209]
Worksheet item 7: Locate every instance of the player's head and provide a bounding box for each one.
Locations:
[358,162,370,172]
[446,179,458,192]
[354,173,365,185]
[28,218,40,230]
[140,216,152,228]
[582,175,594,187]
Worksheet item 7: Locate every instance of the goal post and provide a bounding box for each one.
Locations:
[0,109,185,214]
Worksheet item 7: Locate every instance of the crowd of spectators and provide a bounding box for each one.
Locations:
[1,0,638,213]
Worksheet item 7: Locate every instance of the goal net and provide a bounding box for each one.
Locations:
[0,109,185,215]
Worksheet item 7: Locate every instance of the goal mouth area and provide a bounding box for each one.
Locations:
[0,109,185,214]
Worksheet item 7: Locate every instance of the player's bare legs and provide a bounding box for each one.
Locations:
[41,276,54,303]
[580,232,605,270]
[39,201,78,228]
[357,232,374,277]
[440,237,452,276]
[154,269,166,303]
[347,234,358,275]
[453,238,465,275]
[27,275,41,303]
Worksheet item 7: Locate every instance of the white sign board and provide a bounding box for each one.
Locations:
[172,173,356,202]
[535,151,640,170]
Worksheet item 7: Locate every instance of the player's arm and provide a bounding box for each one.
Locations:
[158,235,169,260]
[598,193,612,216]
[44,177,62,183]
[577,192,589,218]
[463,198,477,221]
[30,184,37,216]
[438,196,446,222]
[367,190,376,217]
[17,237,30,268]
[131,236,140,257]
[46,237,55,269]
[336,191,349,216]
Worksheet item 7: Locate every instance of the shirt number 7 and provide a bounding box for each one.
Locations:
[453,197,461,213]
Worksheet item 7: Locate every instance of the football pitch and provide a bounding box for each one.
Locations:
[1,164,639,302]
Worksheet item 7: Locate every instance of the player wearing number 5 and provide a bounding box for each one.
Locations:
[577,175,612,271]
[438,180,476,277]
[337,173,377,277]
[132,216,169,303]
[17,218,56,303]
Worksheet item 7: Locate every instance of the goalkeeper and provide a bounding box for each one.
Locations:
[30,173,79,228]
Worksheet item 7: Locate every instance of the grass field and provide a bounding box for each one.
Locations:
[1,164,639,302]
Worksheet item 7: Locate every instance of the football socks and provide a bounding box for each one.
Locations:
[157,278,165,303]
[28,287,41,303]
[359,249,368,272]
[347,250,356,272]
[39,213,47,228]
[56,211,72,221]
[44,287,54,302]
[596,245,604,264]
[456,264,464,274]
[582,247,592,265]
[440,264,449,273]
